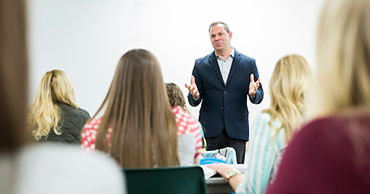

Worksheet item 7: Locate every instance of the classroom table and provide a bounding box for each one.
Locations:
[206,176,234,194]
[202,164,247,194]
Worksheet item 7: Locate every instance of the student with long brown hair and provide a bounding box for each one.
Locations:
[0,1,124,193]
[266,0,370,193]
[28,70,90,144]
[82,49,200,168]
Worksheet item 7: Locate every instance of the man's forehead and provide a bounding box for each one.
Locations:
[210,25,227,34]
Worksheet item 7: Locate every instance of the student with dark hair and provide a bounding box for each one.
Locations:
[166,82,205,163]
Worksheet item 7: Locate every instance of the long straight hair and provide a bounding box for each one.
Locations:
[94,49,179,168]
[28,70,79,140]
[0,0,29,151]
[263,54,312,143]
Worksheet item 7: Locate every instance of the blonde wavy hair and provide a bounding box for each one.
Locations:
[28,70,79,140]
[315,0,370,115]
[94,49,179,168]
[263,54,312,143]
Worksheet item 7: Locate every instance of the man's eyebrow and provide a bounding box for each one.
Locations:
[210,31,222,36]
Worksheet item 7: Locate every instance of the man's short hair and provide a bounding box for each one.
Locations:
[208,21,230,33]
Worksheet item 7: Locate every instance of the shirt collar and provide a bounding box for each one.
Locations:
[215,47,235,59]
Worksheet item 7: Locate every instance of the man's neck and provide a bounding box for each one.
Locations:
[215,47,232,61]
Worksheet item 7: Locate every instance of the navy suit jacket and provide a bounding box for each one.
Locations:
[188,50,263,141]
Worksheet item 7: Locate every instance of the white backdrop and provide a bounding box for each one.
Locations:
[27,0,324,125]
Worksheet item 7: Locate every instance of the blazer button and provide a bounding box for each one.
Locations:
[221,107,224,109]
[224,91,227,94]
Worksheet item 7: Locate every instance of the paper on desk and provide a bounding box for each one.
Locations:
[230,164,247,173]
[200,164,248,179]
[200,165,217,179]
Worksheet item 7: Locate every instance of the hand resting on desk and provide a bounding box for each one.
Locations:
[206,163,244,192]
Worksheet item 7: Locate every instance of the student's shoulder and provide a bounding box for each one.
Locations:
[172,106,198,134]
[254,112,272,124]
[58,103,90,118]
[84,117,102,129]
[17,144,125,194]
[172,106,196,122]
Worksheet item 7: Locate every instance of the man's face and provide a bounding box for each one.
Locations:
[210,24,232,53]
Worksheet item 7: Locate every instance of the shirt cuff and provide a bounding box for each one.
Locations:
[235,181,246,194]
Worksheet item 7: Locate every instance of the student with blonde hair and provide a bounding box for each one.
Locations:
[207,54,312,194]
[28,70,90,144]
[266,0,370,193]
[0,1,124,193]
[81,49,201,168]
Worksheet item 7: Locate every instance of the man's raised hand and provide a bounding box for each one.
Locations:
[185,76,200,99]
[248,74,260,97]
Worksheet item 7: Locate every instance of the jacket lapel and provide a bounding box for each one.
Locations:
[209,51,225,86]
[226,50,241,86]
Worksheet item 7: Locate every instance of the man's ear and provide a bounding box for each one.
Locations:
[229,31,233,39]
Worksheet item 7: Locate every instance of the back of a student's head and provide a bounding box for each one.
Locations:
[0,0,29,152]
[29,70,79,140]
[269,55,312,112]
[264,54,312,142]
[316,0,370,115]
[35,70,78,106]
[94,49,179,168]
[107,49,167,110]
[166,82,188,112]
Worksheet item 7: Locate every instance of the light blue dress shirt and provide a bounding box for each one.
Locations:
[215,48,235,84]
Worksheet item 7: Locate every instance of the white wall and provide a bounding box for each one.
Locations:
[27,0,324,124]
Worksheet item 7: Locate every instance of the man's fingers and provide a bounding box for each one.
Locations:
[250,74,255,83]
[185,83,190,90]
[255,78,261,87]
[186,76,199,98]
[191,87,197,94]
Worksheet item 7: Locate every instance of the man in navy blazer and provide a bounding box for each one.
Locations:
[186,21,263,163]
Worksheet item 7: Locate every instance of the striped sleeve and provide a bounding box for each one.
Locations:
[238,113,287,194]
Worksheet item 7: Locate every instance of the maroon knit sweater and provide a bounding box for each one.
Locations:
[266,113,370,194]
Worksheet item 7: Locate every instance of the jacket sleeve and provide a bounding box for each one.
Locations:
[188,60,202,107]
[249,59,264,104]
